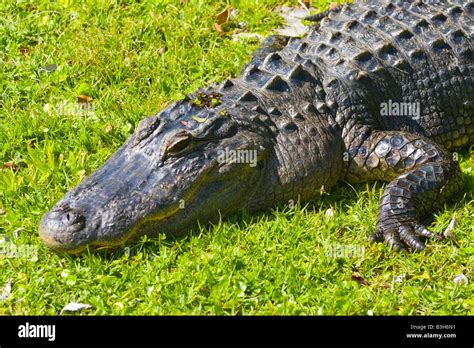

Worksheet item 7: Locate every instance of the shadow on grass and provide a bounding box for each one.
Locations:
[60,152,473,260]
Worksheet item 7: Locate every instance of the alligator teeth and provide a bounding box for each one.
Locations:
[238,91,258,102]
[263,76,289,92]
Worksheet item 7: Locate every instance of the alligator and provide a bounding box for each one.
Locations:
[39,0,473,254]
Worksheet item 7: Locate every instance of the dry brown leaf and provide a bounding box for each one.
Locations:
[3,161,19,171]
[213,22,224,35]
[298,0,311,11]
[77,95,92,103]
[215,7,231,25]
[19,46,31,57]
[329,2,340,10]
[351,272,369,286]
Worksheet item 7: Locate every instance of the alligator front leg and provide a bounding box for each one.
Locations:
[346,131,464,251]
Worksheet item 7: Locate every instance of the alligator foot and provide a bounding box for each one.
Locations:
[346,131,464,251]
[370,216,444,252]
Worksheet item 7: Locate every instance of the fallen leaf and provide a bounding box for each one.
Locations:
[13,228,25,238]
[351,273,369,286]
[3,161,19,171]
[415,271,431,281]
[215,6,231,25]
[77,94,92,103]
[0,278,12,301]
[298,0,311,13]
[19,46,31,57]
[213,22,224,35]
[393,274,405,283]
[105,123,113,133]
[180,120,188,126]
[325,208,334,218]
[336,226,345,237]
[443,215,458,242]
[329,2,340,10]
[60,302,93,314]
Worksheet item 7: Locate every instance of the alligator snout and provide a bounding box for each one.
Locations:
[39,206,89,252]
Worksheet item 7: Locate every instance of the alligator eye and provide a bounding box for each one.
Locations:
[132,115,161,145]
[165,132,192,155]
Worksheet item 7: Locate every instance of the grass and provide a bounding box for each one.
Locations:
[0,0,472,315]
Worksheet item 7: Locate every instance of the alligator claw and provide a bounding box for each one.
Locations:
[373,219,445,252]
[369,229,384,243]
[399,225,425,251]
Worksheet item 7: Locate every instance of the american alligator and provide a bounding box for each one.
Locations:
[39,0,473,253]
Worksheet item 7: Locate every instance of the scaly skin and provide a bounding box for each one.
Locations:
[39,0,473,253]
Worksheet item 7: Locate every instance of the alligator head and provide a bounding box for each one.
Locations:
[39,92,272,253]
